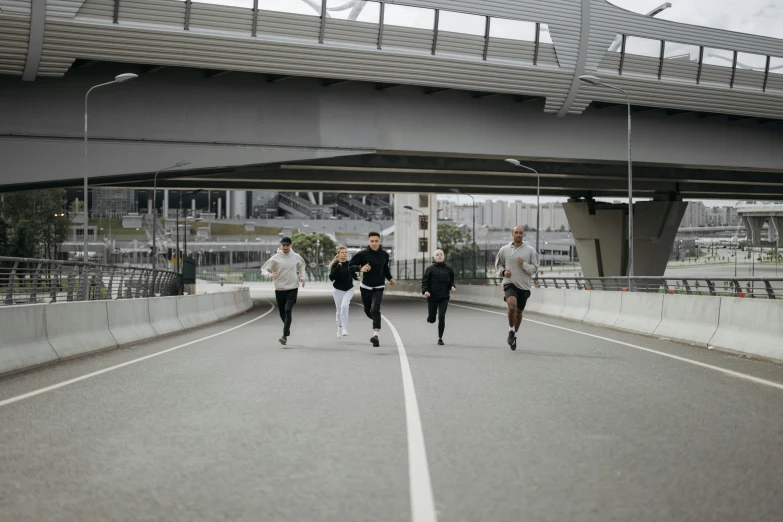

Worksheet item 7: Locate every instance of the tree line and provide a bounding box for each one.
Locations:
[0,189,72,260]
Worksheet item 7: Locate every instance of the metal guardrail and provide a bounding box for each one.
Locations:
[0,256,182,306]
[534,277,782,299]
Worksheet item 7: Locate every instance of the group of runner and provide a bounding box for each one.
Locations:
[261,226,538,350]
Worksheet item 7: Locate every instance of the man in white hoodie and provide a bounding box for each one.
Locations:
[261,236,306,345]
[495,226,538,350]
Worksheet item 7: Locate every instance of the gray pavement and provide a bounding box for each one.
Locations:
[2,294,783,521]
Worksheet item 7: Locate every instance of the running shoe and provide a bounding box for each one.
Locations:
[437,339,444,346]
[279,336,287,346]
[337,327,342,338]
[507,330,515,346]
[370,335,380,347]
[510,336,517,351]
[341,328,348,337]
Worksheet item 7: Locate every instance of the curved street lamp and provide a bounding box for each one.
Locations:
[504,159,540,259]
[579,74,634,284]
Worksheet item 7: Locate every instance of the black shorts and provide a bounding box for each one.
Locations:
[503,285,531,310]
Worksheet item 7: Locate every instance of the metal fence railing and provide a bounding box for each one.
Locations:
[0,256,182,306]
[534,277,782,299]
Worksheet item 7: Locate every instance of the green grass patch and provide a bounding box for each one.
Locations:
[88,218,147,239]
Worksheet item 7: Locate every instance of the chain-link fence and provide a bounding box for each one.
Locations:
[0,256,181,306]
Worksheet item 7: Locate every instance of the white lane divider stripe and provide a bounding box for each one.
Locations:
[383,313,439,522]
[448,302,783,392]
[0,301,276,408]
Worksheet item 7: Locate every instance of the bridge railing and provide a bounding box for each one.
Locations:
[535,277,781,299]
[0,256,182,306]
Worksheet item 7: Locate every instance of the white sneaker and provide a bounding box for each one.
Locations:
[337,327,343,337]
[341,327,348,337]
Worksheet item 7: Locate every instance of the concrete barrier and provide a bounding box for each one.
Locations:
[46,301,117,359]
[148,296,185,336]
[708,298,783,362]
[212,292,234,320]
[538,288,566,317]
[107,299,157,346]
[559,290,592,322]
[583,291,623,327]
[653,294,721,347]
[0,304,59,375]
[176,295,202,329]
[196,294,219,324]
[525,288,544,313]
[614,292,664,335]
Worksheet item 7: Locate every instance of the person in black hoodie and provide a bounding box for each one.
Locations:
[421,249,456,345]
[349,231,396,347]
[329,245,359,338]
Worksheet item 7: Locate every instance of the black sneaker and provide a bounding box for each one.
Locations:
[279,336,287,346]
[437,339,444,346]
[510,336,517,351]
[507,331,515,346]
[370,335,380,347]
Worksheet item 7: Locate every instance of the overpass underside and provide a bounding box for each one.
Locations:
[94,153,783,201]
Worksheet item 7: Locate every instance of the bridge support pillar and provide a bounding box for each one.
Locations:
[771,217,782,248]
[563,197,687,277]
[743,216,764,247]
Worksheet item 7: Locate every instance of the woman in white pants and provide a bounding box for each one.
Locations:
[329,245,359,337]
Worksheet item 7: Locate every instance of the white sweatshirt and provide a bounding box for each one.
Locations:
[261,249,306,291]
[495,241,539,291]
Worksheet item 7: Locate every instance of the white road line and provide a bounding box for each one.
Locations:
[382,313,439,522]
[448,302,783,392]
[0,301,276,408]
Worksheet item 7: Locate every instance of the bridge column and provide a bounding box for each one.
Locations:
[163,190,169,219]
[771,217,782,248]
[743,216,764,247]
[563,197,687,277]
[226,191,232,220]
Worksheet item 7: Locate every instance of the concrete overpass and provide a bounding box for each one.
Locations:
[738,203,783,247]
[3,0,783,276]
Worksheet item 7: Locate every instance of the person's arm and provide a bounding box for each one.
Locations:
[421,266,431,295]
[329,262,340,281]
[348,252,363,270]
[261,256,276,278]
[448,266,455,291]
[522,249,539,277]
[495,248,507,278]
[297,256,307,282]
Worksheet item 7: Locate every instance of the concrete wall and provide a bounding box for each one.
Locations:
[387,284,783,363]
[0,289,253,376]
[2,70,783,187]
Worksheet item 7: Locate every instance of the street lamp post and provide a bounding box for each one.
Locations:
[504,159,540,261]
[403,205,427,269]
[152,161,190,269]
[449,188,477,275]
[83,72,137,297]
[84,73,138,261]
[579,74,634,288]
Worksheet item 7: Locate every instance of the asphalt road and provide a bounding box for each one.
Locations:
[2,292,783,522]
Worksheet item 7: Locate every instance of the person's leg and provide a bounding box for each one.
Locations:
[504,286,519,347]
[333,289,344,328]
[370,289,384,331]
[437,298,449,339]
[340,287,354,329]
[275,290,287,324]
[360,287,373,320]
[283,289,297,337]
[514,290,530,334]
[427,299,437,324]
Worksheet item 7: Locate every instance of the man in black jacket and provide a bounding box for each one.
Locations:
[421,249,456,345]
[349,231,396,347]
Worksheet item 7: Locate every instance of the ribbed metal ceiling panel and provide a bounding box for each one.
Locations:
[6,0,782,120]
[0,0,30,76]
